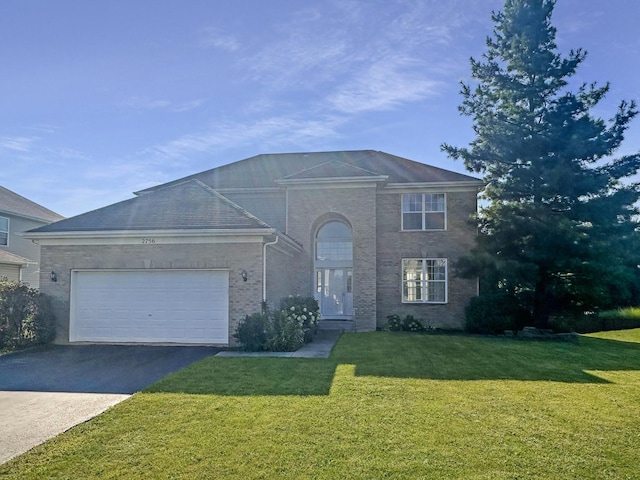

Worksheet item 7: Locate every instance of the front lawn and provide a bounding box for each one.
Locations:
[2,331,640,479]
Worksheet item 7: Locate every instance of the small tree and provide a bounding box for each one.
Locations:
[443,0,640,328]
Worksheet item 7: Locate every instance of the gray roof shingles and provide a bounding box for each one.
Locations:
[32,150,482,234]
[0,250,34,265]
[30,180,272,233]
[278,160,387,181]
[0,186,64,222]
[137,150,482,192]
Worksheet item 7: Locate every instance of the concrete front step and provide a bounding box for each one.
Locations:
[318,320,355,332]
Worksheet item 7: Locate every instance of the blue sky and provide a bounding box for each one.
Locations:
[1,0,639,218]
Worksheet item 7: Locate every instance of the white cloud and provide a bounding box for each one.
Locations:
[238,0,466,111]
[199,27,241,52]
[119,96,206,112]
[146,115,345,161]
[327,57,442,114]
[0,136,39,152]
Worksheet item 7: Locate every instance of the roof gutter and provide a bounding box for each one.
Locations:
[263,235,279,304]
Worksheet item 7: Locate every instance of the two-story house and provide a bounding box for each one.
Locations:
[0,186,64,288]
[25,151,482,345]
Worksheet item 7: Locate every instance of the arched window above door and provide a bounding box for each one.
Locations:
[315,221,352,261]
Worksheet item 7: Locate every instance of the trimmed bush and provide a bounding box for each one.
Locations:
[386,314,403,331]
[279,295,320,329]
[264,310,305,352]
[0,280,56,349]
[234,295,321,352]
[233,312,268,351]
[552,308,640,334]
[465,293,530,334]
[385,314,430,333]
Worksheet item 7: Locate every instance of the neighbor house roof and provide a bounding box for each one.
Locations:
[0,250,34,266]
[28,180,278,234]
[136,150,482,193]
[0,186,64,222]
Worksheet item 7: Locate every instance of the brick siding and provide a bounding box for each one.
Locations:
[286,185,378,331]
[38,242,264,345]
[376,190,478,329]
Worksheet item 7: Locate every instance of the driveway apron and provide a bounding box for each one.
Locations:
[0,344,216,464]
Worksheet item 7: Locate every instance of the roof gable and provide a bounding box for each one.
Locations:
[278,160,388,182]
[29,180,272,233]
[0,186,64,222]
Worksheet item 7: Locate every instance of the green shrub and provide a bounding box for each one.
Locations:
[0,280,56,349]
[599,308,640,331]
[264,310,305,352]
[233,312,268,351]
[552,308,640,334]
[465,293,530,334]
[403,315,426,332]
[386,314,403,331]
[234,295,319,351]
[22,293,56,344]
[279,295,320,328]
[386,314,430,333]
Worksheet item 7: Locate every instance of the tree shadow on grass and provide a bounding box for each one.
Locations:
[145,332,640,396]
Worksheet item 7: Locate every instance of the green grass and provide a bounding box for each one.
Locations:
[3,331,640,479]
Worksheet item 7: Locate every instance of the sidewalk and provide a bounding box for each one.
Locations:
[216,330,341,358]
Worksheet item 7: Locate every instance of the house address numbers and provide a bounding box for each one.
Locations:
[141,238,156,244]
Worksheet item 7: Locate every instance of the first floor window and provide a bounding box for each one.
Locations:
[0,216,8,246]
[402,258,447,303]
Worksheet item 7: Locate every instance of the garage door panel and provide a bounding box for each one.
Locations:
[71,270,229,344]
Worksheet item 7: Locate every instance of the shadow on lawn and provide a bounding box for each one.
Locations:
[145,332,640,396]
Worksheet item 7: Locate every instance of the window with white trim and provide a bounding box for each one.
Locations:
[402,193,446,230]
[402,258,447,303]
[0,217,8,246]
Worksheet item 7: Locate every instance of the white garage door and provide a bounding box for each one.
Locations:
[70,270,229,344]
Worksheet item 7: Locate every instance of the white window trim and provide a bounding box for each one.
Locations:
[0,216,8,247]
[401,193,447,231]
[401,258,448,304]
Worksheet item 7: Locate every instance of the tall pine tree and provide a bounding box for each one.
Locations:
[442,0,640,328]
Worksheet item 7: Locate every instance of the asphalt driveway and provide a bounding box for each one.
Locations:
[0,344,218,463]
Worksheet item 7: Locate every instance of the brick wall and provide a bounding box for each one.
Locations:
[265,242,302,309]
[286,185,378,331]
[376,190,478,329]
[38,242,264,345]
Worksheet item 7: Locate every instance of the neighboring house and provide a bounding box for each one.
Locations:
[25,151,483,346]
[0,186,64,288]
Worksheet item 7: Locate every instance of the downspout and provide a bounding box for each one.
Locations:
[263,235,279,305]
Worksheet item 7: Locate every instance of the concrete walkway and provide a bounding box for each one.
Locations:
[216,330,341,358]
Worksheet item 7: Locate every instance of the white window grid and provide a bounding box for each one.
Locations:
[401,193,446,231]
[402,258,448,303]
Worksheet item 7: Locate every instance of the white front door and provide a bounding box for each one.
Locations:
[315,268,353,318]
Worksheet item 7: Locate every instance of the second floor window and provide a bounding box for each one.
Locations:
[402,193,445,230]
[0,216,8,246]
